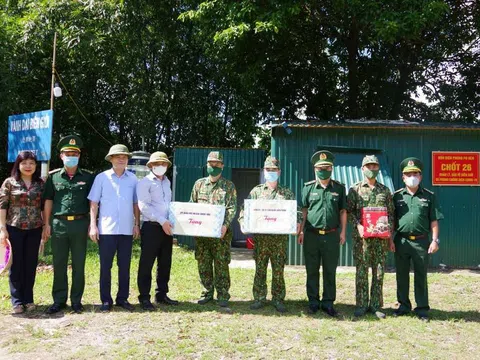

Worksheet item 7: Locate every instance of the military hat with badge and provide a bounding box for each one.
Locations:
[400,157,423,173]
[57,134,83,153]
[311,150,335,166]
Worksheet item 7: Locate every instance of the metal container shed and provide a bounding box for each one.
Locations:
[271,120,480,267]
[173,146,266,248]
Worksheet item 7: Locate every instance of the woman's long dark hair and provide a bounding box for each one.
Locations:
[10,151,42,182]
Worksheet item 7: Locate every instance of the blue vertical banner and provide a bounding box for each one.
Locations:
[7,110,53,162]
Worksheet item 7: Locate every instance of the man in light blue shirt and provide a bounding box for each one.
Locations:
[88,144,140,312]
[136,152,178,311]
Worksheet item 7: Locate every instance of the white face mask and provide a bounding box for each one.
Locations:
[404,175,420,188]
[152,165,167,176]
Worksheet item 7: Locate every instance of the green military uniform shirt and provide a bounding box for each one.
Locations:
[43,168,94,215]
[190,176,237,227]
[301,179,346,229]
[393,186,443,234]
[347,179,395,234]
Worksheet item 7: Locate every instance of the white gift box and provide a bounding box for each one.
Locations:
[168,202,226,238]
[242,199,297,235]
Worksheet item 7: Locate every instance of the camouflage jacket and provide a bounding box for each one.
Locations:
[190,176,237,228]
[347,179,394,238]
[238,183,303,226]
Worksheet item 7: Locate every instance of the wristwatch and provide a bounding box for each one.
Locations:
[433,238,440,244]
[0,225,6,231]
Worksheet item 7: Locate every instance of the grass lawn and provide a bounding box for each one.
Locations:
[0,242,479,360]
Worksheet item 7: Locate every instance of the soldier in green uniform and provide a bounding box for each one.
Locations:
[347,155,395,319]
[238,156,302,313]
[393,157,443,321]
[190,151,237,310]
[42,135,94,314]
[298,150,347,316]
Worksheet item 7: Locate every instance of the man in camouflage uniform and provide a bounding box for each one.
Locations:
[298,150,347,317]
[190,151,237,310]
[347,155,395,319]
[393,157,443,322]
[238,156,302,313]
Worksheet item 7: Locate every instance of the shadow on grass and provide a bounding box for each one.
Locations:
[10,301,480,323]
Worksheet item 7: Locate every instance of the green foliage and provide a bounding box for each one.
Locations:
[0,0,478,176]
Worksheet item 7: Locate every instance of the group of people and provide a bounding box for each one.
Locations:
[0,135,442,322]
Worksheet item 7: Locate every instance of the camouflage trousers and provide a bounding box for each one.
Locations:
[252,235,288,303]
[353,235,388,311]
[195,230,232,301]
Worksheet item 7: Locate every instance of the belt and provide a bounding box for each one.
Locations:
[54,214,88,221]
[307,228,337,235]
[400,233,427,240]
[145,221,161,226]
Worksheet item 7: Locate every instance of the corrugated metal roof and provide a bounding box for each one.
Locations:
[271,119,480,131]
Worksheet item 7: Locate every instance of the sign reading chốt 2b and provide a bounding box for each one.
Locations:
[432,151,480,186]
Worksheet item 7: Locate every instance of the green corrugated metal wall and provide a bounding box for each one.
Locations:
[173,147,266,248]
[272,125,480,267]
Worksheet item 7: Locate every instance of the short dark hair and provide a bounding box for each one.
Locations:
[11,151,42,182]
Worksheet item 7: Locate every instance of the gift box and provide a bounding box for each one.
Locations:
[361,207,390,238]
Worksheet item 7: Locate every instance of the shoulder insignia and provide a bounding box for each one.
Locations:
[394,188,404,194]
[424,188,434,194]
[331,179,345,187]
[82,168,94,174]
[304,180,316,185]
[48,168,61,174]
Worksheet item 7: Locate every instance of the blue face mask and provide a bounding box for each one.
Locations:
[264,171,279,182]
[63,156,79,168]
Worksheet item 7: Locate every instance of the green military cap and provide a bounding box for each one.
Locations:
[264,156,280,169]
[57,135,83,152]
[400,157,423,173]
[105,144,132,161]
[362,155,379,166]
[207,151,223,163]
[311,150,334,166]
[146,151,172,168]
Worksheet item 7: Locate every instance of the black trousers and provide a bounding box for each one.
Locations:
[137,222,173,302]
[7,225,42,306]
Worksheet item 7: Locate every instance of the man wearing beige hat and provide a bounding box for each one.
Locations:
[88,144,140,312]
[190,151,237,310]
[136,152,178,311]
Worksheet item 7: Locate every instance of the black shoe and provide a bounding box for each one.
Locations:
[100,302,112,312]
[393,309,410,317]
[71,303,84,314]
[307,304,319,314]
[198,296,213,305]
[116,300,134,312]
[46,303,66,315]
[321,306,338,317]
[141,300,155,311]
[417,313,429,322]
[156,295,179,306]
[274,301,287,313]
[217,300,229,308]
[354,307,367,318]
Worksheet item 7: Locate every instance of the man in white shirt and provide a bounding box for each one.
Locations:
[136,152,178,311]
